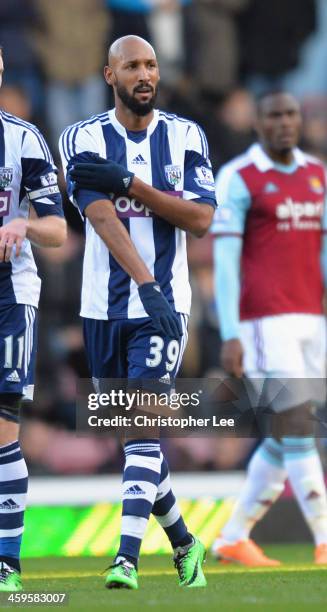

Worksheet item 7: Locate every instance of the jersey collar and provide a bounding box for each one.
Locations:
[109,108,159,138]
[248,143,307,172]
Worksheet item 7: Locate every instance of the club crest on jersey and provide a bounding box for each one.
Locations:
[308,176,324,195]
[194,166,215,191]
[164,164,182,186]
[0,167,13,189]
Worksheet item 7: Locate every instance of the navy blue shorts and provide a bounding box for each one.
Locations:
[83,314,188,393]
[0,304,37,401]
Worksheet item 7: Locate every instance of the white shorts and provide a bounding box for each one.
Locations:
[240,314,326,410]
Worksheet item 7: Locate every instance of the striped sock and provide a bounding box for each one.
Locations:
[152,453,192,549]
[118,439,161,567]
[0,440,28,572]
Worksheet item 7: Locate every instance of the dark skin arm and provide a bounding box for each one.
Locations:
[221,338,244,378]
[85,198,154,285]
[129,177,215,238]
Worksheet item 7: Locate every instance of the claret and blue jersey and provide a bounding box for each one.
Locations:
[211,143,327,321]
[59,108,216,321]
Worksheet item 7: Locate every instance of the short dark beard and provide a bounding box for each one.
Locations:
[279,147,293,156]
[116,82,157,117]
[263,143,295,165]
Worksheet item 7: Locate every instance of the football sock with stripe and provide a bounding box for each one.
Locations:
[283,437,327,545]
[152,452,192,549]
[0,440,28,572]
[221,438,286,542]
[117,439,161,567]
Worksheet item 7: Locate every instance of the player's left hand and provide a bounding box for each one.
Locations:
[138,281,183,339]
[0,218,28,262]
[69,156,135,196]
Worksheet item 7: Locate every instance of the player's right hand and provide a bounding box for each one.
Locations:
[221,338,244,378]
[0,218,27,262]
[138,282,182,339]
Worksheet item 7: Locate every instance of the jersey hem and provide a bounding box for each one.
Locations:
[240,308,324,321]
[0,299,39,309]
[80,310,190,320]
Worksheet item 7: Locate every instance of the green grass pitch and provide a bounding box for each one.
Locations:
[9,545,327,611]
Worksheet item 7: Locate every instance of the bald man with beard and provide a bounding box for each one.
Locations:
[60,36,217,590]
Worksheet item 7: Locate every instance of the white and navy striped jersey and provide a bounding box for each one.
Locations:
[59,108,216,320]
[0,111,63,308]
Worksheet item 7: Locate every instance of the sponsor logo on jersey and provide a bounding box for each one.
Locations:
[114,196,152,218]
[194,166,215,191]
[165,164,182,186]
[0,191,11,217]
[113,192,182,218]
[276,197,323,230]
[132,154,147,165]
[40,171,57,187]
[308,176,324,195]
[0,167,13,189]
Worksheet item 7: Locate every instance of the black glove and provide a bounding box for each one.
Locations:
[69,155,134,196]
[138,282,182,339]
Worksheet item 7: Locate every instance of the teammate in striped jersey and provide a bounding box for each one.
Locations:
[0,48,66,591]
[60,35,216,589]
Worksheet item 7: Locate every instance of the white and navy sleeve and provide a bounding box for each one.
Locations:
[183,122,217,208]
[59,124,110,216]
[21,127,63,217]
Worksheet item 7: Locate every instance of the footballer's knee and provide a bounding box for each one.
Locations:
[0,394,21,444]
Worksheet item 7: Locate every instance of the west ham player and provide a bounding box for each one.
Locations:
[0,48,66,591]
[60,36,216,589]
[211,92,327,565]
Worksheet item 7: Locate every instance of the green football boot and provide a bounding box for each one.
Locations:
[173,537,207,588]
[0,563,22,592]
[105,559,138,590]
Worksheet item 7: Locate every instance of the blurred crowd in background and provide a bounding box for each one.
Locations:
[1,0,327,475]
